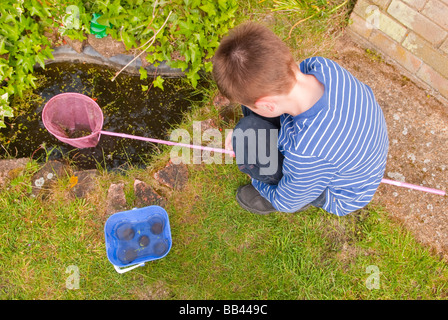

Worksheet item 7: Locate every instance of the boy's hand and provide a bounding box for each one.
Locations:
[225,129,233,153]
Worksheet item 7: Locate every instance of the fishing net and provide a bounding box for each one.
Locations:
[42,92,103,148]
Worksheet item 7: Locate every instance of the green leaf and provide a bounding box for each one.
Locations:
[184,0,201,8]
[98,14,130,26]
[191,0,202,9]
[1,105,13,118]
[27,73,37,88]
[176,20,193,38]
[139,67,148,80]
[218,0,228,10]
[204,61,213,73]
[189,74,198,88]
[170,60,189,72]
[153,76,164,90]
[0,0,239,106]
[199,3,217,16]
[121,31,136,48]
[1,92,9,103]
[1,23,20,42]
[193,32,207,48]
[0,91,13,128]
[28,4,44,17]
[35,54,45,69]
[0,38,8,55]
[189,43,200,65]
[109,0,125,16]
[96,16,112,27]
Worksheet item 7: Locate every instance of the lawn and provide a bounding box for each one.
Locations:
[1,0,448,301]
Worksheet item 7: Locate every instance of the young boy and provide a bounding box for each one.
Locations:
[212,22,389,216]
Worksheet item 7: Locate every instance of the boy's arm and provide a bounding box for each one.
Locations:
[252,154,337,212]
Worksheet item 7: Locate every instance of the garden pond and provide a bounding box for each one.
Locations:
[0,62,202,170]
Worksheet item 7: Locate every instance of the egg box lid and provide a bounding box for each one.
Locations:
[104,205,172,268]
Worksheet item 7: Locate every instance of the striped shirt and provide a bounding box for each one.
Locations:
[252,57,389,216]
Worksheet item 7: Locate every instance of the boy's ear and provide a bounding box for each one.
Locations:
[254,97,276,112]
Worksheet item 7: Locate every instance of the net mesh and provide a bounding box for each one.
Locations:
[42,92,104,148]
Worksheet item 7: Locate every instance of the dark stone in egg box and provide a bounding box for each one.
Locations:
[153,241,168,256]
[150,222,164,235]
[138,235,150,247]
[116,223,135,241]
[117,248,138,264]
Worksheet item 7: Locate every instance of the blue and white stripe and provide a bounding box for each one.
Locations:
[252,57,389,216]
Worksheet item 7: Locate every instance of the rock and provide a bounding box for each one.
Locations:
[105,183,127,216]
[201,118,217,131]
[43,27,59,46]
[63,36,85,53]
[87,34,127,59]
[71,169,98,198]
[387,172,406,182]
[133,179,166,208]
[213,93,230,107]
[154,161,188,190]
[0,158,30,189]
[31,160,71,196]
[219,105,240,123]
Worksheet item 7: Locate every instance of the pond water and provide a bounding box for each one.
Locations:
[1,63,202,170]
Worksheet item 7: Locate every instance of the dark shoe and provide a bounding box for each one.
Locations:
[236,184,277,215]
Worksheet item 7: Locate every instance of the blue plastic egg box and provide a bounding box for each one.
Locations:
[104,206,172,273]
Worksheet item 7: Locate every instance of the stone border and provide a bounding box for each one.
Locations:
[0,157,189,217]
[43,44,185,77]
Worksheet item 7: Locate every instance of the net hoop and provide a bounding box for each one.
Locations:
[42,92,104,148]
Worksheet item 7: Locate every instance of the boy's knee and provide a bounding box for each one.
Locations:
[232,115,283,184]
[232,115,278,161]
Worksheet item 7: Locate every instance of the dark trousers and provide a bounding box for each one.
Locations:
[232,106,326,208]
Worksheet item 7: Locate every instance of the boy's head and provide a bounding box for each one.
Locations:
[212,22,298,108]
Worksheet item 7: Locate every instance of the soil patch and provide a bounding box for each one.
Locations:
[86,34,127,58]
[333,34,448,260]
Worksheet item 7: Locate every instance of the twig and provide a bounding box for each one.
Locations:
[31,145,43,159]
[134,24,156,50]
[1,143,12,158]
[153,0,159,19]
[111,10,172,82]
[286,14,316,40]
[328,0,349,14]
[133,0,159,50]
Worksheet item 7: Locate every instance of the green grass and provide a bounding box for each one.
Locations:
[237,0,356,59]
[1,0,448,300]
[1,160,448,299]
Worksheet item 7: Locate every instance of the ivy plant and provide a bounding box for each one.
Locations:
[92,0,238,88]
[0,0,55,128]
[0,0,238,128]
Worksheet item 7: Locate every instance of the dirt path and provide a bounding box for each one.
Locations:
[332,35,448,260]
